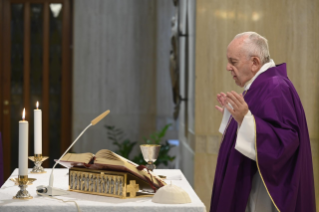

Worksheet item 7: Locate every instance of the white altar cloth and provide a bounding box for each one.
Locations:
[0,168,206,212]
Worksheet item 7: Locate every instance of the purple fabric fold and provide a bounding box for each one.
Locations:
[210,64,316,212]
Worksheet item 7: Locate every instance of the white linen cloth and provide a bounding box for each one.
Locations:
[219,59,278,212]
[0,168,205,212]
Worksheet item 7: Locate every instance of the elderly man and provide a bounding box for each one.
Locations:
[210,32,316,212]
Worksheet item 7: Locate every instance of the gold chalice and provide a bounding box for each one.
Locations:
[140,144,161,171]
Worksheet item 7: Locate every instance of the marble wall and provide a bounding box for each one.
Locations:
[191,0,319,210]
[155,0,177,139]
[72,1,178,156]
[178,0,197,186]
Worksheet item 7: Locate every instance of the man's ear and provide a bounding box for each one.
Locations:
[251,57,261,73]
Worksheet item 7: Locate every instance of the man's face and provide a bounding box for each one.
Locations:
[226,38,253,87]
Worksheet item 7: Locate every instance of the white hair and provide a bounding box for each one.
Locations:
[234,32,270,64]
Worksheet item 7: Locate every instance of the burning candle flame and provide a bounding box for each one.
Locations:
[22,108,25,120]
[36,101,39,109]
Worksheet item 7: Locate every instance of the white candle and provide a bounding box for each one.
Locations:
[34,101,42,154]
[19,108,28,176]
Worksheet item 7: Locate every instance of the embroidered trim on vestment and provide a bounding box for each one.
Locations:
[253,116,281,212]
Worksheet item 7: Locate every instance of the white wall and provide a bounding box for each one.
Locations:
[177,0,196,186]
[72,0,179,162]
[155,0,178,137]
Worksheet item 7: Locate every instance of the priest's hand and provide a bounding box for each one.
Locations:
[215,92,227,114]
[224,91,249,125]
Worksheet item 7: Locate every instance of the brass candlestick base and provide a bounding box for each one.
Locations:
[28,154,48,174]
[10,177,36,186]
[13,175,36,199]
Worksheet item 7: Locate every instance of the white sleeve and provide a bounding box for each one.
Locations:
[235,110,256,161]
[219,108,231,134]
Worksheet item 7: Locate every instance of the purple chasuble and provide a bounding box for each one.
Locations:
[210,64,316,212]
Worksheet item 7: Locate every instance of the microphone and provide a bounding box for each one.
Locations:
[36,110,110,196]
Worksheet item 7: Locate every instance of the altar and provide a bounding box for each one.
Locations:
[0,168,206,212]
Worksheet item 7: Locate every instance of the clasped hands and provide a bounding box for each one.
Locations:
[215,91,249,125]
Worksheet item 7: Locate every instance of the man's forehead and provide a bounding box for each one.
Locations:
[227,37,245,59]
[226,45,239,59]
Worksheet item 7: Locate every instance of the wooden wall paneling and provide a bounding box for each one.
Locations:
[60,0,72,154]
[10,0,63,3]
[69,0,73,148]
[42,1,49,167]
[23,2,30,157]
[2,0,11,179]
[0,0,3,134]
[0,0,72,173]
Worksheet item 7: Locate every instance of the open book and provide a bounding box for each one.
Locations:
[58,149,166,188]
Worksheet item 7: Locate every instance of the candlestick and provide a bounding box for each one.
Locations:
[36,110,110,196]
[10,177,36,185]
[29,154,48,174]
[34,101,42,154]
[19,108,28,176]
[13,175,36,199]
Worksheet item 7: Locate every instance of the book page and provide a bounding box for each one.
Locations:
[94,149,124,163]
[94,149,165,187]
[60,152,93,163]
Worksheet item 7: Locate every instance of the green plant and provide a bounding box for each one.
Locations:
[106,124,176,167]
[156,140,176,166]
[105,125,137,160]
[143,124,171,144]
[133,124,176,167]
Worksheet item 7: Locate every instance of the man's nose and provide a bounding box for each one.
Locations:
[226,63,232,71]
